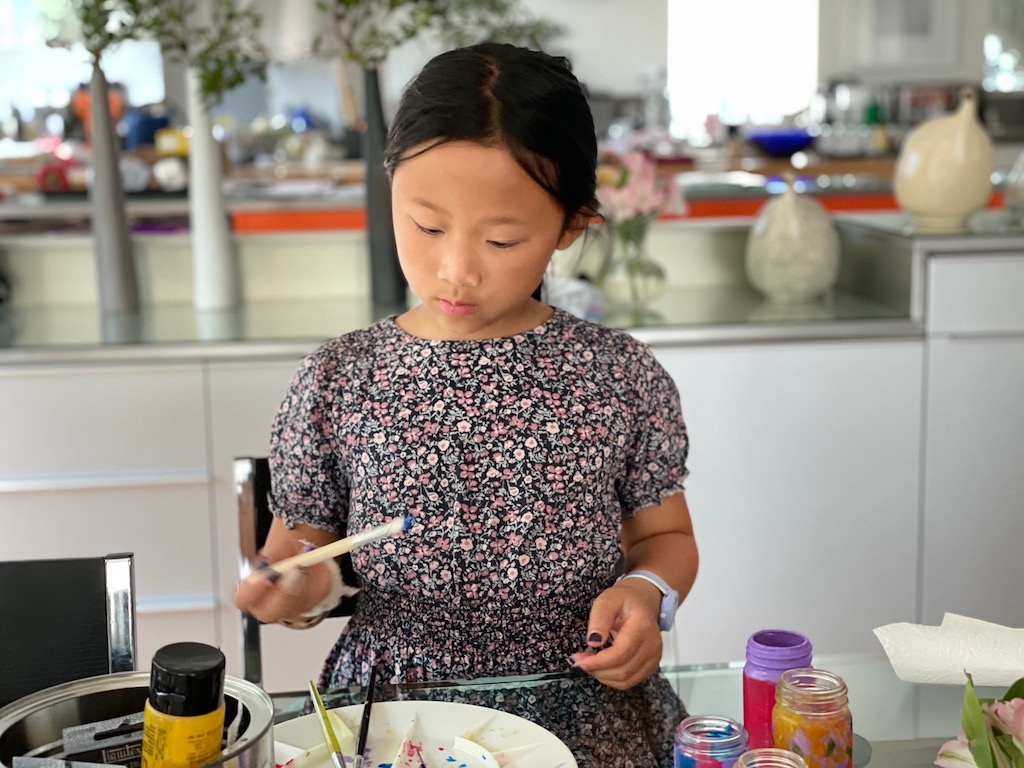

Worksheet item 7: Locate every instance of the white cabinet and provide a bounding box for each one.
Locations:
[927,255,1024,335]
[654,340,924,664]
[922,253,1024,629]
[0,363,216,670]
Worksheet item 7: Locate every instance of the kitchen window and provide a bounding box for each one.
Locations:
[666,0,820,140]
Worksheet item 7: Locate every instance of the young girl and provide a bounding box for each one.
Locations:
[234,42,698,766]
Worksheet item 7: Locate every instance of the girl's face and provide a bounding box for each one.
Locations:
[391,141,584,340]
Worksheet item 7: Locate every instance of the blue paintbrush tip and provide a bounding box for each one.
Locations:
[402,515,415,532]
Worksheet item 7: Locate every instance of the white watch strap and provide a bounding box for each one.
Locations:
[618,570,668,596]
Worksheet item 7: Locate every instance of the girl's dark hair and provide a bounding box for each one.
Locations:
[385,42,599,235]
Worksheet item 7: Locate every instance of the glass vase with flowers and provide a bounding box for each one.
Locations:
[595,151,685,315]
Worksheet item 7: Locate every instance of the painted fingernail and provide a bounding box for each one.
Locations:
[263,569,280,585]
[301,542,316,552]
[256,557,270,570]
[567,655,578,667]
[588,632,604,645]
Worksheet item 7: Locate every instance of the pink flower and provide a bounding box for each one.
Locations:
[935,732,977,768]
[595,151,687,225]
[987,698,1024,742]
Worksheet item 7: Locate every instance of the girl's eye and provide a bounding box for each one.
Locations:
[488,240,519,250]
[415,222,443,236]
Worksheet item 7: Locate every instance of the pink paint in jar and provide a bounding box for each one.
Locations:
[742,629,813,749]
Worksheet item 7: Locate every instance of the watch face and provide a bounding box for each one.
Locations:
[661,591,679,631]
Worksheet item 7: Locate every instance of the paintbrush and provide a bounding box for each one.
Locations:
[308,681,346,768]
[269,516,414,575]
[351,664,378,768]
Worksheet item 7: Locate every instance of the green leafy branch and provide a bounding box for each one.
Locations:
[315,0,441,68]
[430,0,563,50]
[44,0,266,108]
[43,0,142,62]
[314,0,562,68]
[124,0,267,109]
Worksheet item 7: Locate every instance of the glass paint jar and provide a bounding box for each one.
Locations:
[772,668,852,768]
[736,748,809,768]
[674,715,749,768]
[743,630,813,749]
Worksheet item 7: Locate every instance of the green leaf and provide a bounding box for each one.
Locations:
[992,733,1024,767]
[964,674,996,768]
[1001,677,1024,702]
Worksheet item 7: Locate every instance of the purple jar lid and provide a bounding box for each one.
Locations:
[746,630,812,670]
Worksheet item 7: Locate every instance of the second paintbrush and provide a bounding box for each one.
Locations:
[352,664,378,768]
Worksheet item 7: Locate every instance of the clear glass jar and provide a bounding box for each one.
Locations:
[736,747,809,768]
[772,668,852,768]
[674,715,749,768]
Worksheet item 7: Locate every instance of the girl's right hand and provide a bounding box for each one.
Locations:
[233,532,336,624]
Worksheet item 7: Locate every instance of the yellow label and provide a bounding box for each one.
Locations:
[141,700,225,768]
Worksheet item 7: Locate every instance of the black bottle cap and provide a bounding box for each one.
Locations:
[148,642,226,717]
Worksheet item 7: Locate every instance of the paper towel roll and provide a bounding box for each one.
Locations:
[874,613,1024,686]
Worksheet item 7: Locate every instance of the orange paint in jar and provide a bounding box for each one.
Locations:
[772,668,852,768]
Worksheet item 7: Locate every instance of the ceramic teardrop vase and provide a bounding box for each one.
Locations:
[745,181,840,304]
[893,89,993,233]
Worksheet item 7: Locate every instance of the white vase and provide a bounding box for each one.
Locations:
[186,68,239,310]
[893,88,993,233]
[745,181,839,304]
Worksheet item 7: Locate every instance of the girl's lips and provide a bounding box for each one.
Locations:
[438,298,477,317]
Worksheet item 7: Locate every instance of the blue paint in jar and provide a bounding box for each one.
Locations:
[674,715,749,768]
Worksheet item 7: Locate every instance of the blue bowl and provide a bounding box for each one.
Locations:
[747,128,814,158]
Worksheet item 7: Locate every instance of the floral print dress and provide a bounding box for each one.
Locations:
[269,308,690,767]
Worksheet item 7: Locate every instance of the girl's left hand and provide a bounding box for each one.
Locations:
[569,579,664,690]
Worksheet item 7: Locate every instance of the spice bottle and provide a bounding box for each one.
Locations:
[674,715,749,768]
[743,629,813,748]
[736,748,809,768]
[141,642,226,768]
[772,668,853,768]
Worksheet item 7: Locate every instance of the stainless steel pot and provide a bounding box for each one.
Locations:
[0,672,274,768]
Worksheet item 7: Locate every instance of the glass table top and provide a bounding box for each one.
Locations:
[271,654,990,767]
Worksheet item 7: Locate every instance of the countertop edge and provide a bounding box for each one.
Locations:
[0,320,925,366]
[631,319,923,347]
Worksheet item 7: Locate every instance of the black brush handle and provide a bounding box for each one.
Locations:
[355,664,378,758]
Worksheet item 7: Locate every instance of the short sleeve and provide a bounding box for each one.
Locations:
[267,348,349,533]
[616,346,689,515]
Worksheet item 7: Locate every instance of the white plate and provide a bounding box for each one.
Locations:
[273,699,577,768]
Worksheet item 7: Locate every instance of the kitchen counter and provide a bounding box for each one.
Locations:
[6,209,1024,364]
[0,282,915,365]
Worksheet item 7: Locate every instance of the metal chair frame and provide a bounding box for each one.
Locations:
[234,456,357,687]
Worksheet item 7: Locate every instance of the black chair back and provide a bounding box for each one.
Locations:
[0,553,136,708]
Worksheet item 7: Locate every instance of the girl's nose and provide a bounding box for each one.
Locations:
[437,241,482,287]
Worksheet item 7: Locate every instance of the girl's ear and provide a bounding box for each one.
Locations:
[555,211,594,250]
